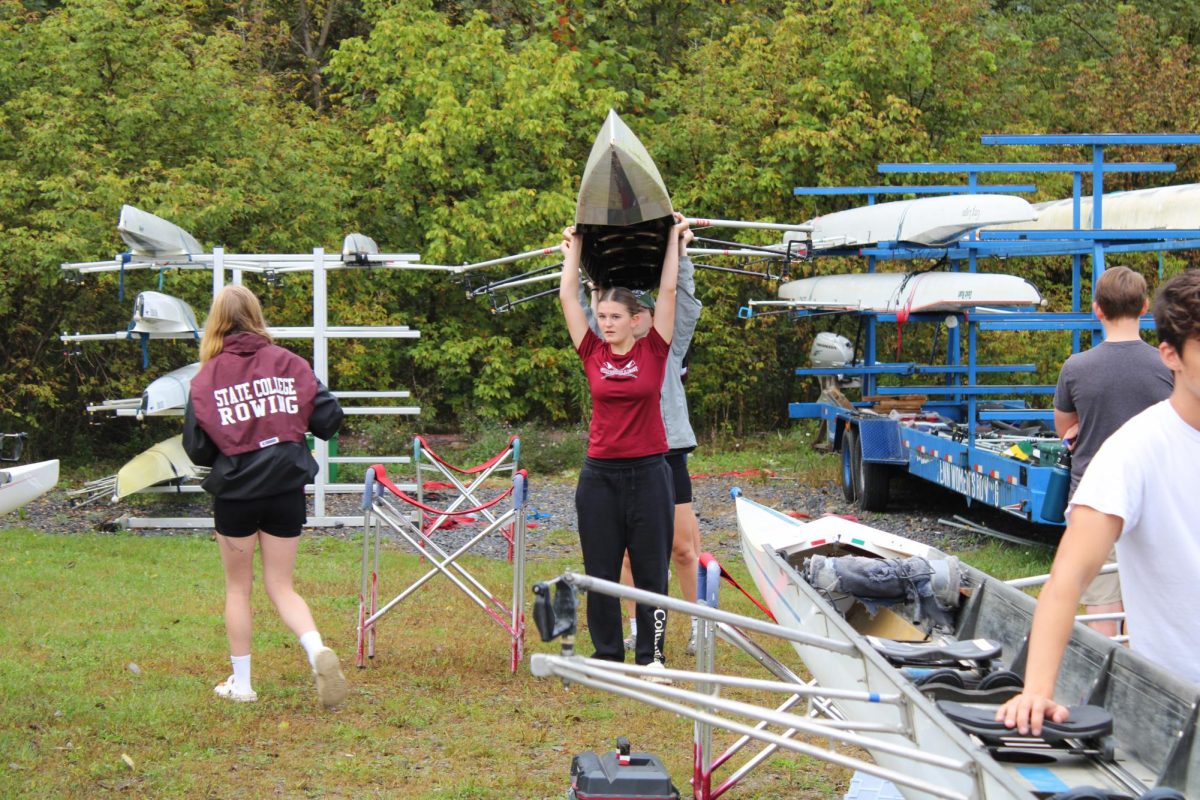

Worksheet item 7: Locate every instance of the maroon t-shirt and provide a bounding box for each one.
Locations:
[577,328,669,459]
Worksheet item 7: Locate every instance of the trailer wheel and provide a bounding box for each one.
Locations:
[841,429,857,503]
[854,435,891,512]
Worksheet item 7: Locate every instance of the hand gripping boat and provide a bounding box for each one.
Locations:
[736,495,1198,799]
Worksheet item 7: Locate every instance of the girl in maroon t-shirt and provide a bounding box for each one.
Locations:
[559,212,690,668]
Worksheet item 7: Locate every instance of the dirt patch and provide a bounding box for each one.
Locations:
[10,469,1057,561]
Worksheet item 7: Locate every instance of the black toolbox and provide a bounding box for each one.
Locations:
[568,737,680,800]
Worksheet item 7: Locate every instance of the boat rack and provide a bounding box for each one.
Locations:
[758,133,1200,524]
[61,228,453,528]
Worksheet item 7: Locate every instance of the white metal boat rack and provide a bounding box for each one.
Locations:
[61,234,455,528]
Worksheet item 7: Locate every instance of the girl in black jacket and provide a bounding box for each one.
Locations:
[183,285,347,708]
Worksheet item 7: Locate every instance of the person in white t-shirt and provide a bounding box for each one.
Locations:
[997,270,1200,737]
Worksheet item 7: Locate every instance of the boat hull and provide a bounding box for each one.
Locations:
[777,271,1043,313]
[736,496,1198,800]
[141,363,200,416]
[115,436,201,499]
[0,460,60,515]
[986,183,1200,231]
[575,110,674,291]
[118,205,203,258]
[131,291,200,335]
[809,195,1038,250]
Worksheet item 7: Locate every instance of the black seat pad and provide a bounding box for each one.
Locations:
[936,700,1113,744]
[868,636,1002,665]
[919,683,1022,705]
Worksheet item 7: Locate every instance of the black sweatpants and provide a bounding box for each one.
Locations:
[575,454,674,665]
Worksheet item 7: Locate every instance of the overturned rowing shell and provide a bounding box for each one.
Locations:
[575,110,674,291]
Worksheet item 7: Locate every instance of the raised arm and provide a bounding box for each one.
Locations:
[653,213,690,344]
[558,226,590,349]
[671,253,702,358]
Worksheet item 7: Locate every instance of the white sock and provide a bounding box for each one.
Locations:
[230,654,252,693]
[691,617,699,634]
[299,630,324,668]
[629,619,638,638]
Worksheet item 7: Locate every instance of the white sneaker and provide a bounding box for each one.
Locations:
[642,660,672,685]
[313,647,348,709]
[623,632,636,652]
[213,675,257,703]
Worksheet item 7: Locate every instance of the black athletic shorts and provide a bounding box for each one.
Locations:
[213,490,307,538]
[665,451,693,505]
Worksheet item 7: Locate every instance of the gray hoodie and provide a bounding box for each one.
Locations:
[581,256,701,451]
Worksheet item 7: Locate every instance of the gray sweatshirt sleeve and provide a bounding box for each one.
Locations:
[578,282,601,337]
[672,256,702,358]
[661,255,701,451]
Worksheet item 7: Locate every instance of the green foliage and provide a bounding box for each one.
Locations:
[6,0,1200,458]
[0,0,353,455]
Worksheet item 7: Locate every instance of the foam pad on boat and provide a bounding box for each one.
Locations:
[868,636,1002,665]
[936,700,1113,744]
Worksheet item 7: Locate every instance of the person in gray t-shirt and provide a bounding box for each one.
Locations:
[1053,266,1173,634]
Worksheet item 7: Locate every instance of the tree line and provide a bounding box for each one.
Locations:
[3,0,1200,461]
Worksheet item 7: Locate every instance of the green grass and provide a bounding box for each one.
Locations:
[0,528,847,800]
[953,540,1054,583]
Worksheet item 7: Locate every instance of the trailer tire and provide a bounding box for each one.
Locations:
[841,429,857,503]
[854,436,891,512]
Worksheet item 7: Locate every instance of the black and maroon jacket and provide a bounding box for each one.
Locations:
[183,332,343,500]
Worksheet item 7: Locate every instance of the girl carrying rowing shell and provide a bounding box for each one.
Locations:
[558,212,690,670]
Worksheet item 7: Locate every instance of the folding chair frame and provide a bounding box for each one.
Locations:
[356,449,528,673]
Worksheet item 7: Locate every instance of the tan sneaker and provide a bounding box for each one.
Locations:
[642,660,672,685]
[313,648,348,708]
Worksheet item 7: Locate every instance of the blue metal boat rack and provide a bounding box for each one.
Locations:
[773,133,1200,525]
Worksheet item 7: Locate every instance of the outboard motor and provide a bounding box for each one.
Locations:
[810,332,861,389]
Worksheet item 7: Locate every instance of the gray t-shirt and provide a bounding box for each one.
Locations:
[1054,339,1173,492]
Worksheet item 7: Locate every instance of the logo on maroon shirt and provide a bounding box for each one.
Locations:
[600,360,639,380]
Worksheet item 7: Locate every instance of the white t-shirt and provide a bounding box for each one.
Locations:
[1069,400,1200,686]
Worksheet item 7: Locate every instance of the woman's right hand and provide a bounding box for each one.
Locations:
[561,226,580,255]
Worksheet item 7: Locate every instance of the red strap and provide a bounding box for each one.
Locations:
[415,435,517,475]
[699,553,776,623]
[368,464,524,517]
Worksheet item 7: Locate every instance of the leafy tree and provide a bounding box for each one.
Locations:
[0,0,352,454]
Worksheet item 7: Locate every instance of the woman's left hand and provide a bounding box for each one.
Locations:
[671,212,692,245]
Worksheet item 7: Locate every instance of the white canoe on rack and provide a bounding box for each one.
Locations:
[986,183,1200,232]
[0,460,60,515]
[89,362,202,418]
[803,194,1038,250]
[778,270,1043,313]
[131,291,200,335]
[141,362,200,416]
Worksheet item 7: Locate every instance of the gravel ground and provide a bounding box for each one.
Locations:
[9,468,1055,562]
